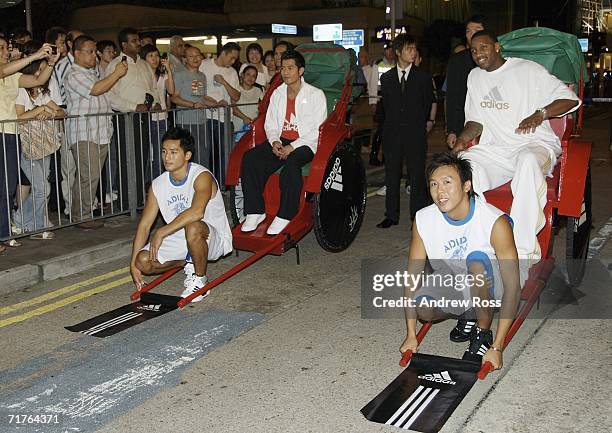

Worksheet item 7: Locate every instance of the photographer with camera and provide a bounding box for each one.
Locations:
[65,35,128,229]
[0,37,59,250]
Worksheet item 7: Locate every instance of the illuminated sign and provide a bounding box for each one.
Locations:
[578,38,588,53]
[272,24,297,35]
[374,26,409,42]
[313,23,343,42]
[335,29,364,47]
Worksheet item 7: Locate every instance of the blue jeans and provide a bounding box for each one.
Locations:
[0,134,18,238]
[13,154,51,232]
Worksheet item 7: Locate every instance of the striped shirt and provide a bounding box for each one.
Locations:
[49,53,74,106]
[65,63,113,145]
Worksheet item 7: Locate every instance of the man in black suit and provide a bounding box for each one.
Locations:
[377,34,433,228]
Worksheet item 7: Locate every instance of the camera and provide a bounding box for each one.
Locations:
[50,45,57,55]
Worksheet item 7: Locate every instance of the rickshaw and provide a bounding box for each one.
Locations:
[400,27,593,379]
[131,43,368,306]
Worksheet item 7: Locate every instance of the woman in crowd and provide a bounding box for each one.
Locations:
[263,50,276,81]
[232,65,263,141]
[239,43,269,89]
[139,44,176,180]
[14,41,64,239]
[0,36,58,251]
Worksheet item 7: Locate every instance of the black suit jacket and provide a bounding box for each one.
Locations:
[380,65,433,135]
[445,50,476,135]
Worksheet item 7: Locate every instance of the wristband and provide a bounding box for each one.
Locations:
[536,107,547,120]
[490,346,502,353]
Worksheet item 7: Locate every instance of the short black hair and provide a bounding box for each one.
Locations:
[466,14,486,27]
[117,27,139,48]
[263,50,274,61]
[139,33,155,43]
[281,50,305,69]
[426,152,475,198]
[471,29,498,44]
[45,26,66,45]
[20,40,43,75]
[221,41,240,54]
[96,40,117,54]
[73,35,96,52]
[274,40,293,52]
[241,64,258,76]
[13,27,31,40]
[139,43,159,61]
[162,127,195,157]
[246,42,263,59]
[393,33,416,55]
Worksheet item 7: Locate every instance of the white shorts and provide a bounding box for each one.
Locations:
[414,255,504,316]
[141,222,226,264]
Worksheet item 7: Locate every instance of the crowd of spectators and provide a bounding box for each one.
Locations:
[0,26,293,251]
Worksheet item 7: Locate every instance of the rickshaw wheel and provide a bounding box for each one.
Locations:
[313,141,367,252]
[565,165,592,287]
[229,179,245,227]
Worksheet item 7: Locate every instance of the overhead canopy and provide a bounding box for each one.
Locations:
[499,27,588,89]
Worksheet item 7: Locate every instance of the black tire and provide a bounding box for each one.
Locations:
[313,141,367,252]
[565,165,592,287]
[229,178,245,227]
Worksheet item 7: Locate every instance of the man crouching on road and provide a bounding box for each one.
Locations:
[400,152,521,370]
[130,127,233,302]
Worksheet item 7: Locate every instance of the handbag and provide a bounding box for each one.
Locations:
[18,116,62,161]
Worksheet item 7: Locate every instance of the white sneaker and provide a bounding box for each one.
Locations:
[241,213,266,232]
[183,262,195,288]
[105,192,118,204]
[63,207,71,216]
[376,185,386,196]
[266,216,290,235]
[180,275,209,303]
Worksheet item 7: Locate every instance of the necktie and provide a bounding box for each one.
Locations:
[401,70,406,93]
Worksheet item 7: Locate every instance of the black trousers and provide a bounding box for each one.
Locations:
[241,138,314,220]
[116,113,150,207]
[383,127,429,222]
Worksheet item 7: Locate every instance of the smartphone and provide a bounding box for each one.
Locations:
[144,93,154,111]
[50,45,57,55]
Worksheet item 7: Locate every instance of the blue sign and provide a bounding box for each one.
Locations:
[335,29,364,47]
[578,38,588,53]
[272,24,297,35]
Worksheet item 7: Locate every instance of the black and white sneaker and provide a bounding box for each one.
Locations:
[449,309,477,342]
[462,327,493,363]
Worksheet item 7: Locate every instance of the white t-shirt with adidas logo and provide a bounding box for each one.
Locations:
[464,57,580,157]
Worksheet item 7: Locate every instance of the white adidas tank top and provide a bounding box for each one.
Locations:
[415,196,505,271]
[152,163,232,255]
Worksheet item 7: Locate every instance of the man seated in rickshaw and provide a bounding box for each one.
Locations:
[452,30,580,263]
[240,50,327,235]
[400,152,521,370]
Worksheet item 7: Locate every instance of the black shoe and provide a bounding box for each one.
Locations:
[462,327,493,363]
[450,309,477,342]
[376,218,398,229]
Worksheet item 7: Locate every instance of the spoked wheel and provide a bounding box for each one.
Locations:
[565,165,592,287]
[313,141,367,252]
[229,178,245,227]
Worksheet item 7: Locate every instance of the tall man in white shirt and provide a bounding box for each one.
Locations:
[65,35,128,229]
[240,50,327,235]
[198,42,241,183]
[107,27,161,205]
[453,30,580,262]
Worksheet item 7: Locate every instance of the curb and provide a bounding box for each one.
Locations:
[0,238,133,296]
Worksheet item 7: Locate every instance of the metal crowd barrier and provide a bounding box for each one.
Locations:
[0,104,234,242]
